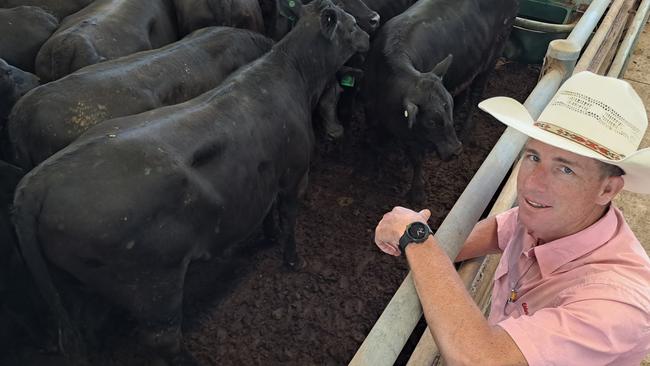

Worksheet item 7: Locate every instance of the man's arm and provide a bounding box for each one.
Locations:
[374,207,526,366]
[454,215,501,262]
[407,237,526,365]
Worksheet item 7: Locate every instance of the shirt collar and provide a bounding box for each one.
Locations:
[526,205,619,277]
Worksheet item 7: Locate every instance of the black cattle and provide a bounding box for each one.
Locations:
[259,0,380,140]
[362,0,518,203]
[0,6,59,72]
[7,27,273,169]
[13,0,368,363]
[35,0,177,81]
[261,0,379,40]
[0,0,94,20]
[173,0,265,36]
[363,0,417,25]
[0,59,39,141]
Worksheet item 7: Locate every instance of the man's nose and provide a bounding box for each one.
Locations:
[524,165,547,190]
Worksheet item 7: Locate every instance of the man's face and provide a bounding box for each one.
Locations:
[516,139,623,244]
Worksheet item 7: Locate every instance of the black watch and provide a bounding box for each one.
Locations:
[399,221,433,253]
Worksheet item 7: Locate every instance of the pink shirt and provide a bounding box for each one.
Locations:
[488,206,650,365]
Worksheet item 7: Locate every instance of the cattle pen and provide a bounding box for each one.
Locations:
[350,0,650,365]
[2,1,650,365]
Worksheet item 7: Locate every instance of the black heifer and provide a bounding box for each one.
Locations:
[0,0,94,20]
[261,0,380,140]
[363,0,417,25]
[35,0,178,81]
[261,0,379,40]
[173,0,265,36]
[7,27,273,169]
[13,0,368,363]
[362,0,517,203]
[0,6,59,72]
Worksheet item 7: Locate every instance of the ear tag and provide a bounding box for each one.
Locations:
[404,110,409,118]
[288,0,296,7]
[340,75,355,88]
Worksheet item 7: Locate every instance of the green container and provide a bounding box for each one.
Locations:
[504,0,589,64]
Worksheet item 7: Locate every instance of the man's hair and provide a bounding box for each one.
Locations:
[598,161,625,178]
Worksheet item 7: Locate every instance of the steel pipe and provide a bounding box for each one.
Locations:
[575,0,635,73]
[608,0,650,77]
[568,0,612,47]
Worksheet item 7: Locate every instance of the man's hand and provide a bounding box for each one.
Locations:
[374,206,431,256]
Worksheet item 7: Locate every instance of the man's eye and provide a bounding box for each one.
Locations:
[526,154,539,162]
[561,166,574,175]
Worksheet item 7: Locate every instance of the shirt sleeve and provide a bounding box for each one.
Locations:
[495,207,518,251]
[496,282,650,366]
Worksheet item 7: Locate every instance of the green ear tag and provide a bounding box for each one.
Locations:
[341,75,355,88]
[288,0,296,7]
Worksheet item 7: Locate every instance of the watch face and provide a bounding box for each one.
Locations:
[408,222,428,240]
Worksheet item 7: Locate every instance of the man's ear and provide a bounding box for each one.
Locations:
[403,101,418,129]
[277,0,303,23]
[320,7,338,40]
[596,175,625,205]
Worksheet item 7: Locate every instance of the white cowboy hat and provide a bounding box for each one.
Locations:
[478,71,650,194]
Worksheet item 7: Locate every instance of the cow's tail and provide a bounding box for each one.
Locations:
[12,171,86,360]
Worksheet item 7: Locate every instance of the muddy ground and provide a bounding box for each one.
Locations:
[1,61,539,366]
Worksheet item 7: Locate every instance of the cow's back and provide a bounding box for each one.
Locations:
[0,0,94,19]
[173,0,264,36]
[35,0,178,81]
[8,27,273,168]
[0,6,59,72]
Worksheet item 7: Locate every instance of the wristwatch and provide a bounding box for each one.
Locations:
[399,222,433,253]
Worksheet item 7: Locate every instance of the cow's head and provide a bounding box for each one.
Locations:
[331,0,380,34]
[278,0,370,55]
[402,54,462,161]
[279,0,380,35]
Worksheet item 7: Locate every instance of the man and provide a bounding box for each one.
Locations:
[374,71,650,365]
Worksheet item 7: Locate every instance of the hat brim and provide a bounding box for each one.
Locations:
[479,96,650,194]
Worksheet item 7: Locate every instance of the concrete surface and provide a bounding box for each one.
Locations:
[616,21,650,366]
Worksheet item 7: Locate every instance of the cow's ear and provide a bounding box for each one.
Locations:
[429,54,453,80]
[277,0,303,23]
[403,101,418,129]
[320,7,339,40]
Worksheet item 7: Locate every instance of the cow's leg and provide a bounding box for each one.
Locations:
[406,146,426,205]
[278,173,308,270]
[458,70,491,144]
[453,88,470,136]
[263,202,279,245]
[317,79,345,140]
[122,265,197,366]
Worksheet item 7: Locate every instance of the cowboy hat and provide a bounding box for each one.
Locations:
[478,71,650,194]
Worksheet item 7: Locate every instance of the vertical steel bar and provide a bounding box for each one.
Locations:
[608,0,650,77]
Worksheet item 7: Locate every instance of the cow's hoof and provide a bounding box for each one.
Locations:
[284,256,307,271]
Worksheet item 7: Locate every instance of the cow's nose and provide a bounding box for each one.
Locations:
[369,13,380,29]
